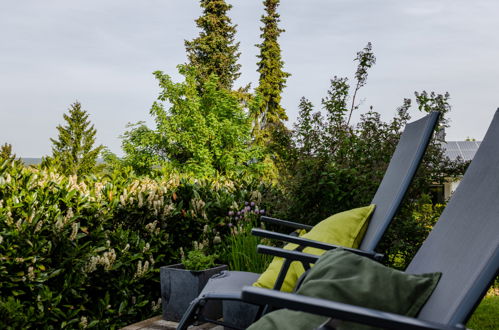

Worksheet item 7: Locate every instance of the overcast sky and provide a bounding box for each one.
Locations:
[1,0,498,157]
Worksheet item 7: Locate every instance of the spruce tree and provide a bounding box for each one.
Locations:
[185,0,241,90]
[50,101,103,176]
[255,0,290,132]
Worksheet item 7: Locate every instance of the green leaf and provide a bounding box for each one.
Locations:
[118,301,127,314]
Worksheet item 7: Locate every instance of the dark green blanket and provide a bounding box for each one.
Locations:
[247,249,440,330]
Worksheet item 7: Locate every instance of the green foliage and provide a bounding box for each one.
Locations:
[384,198,444,269]
[180,224,219,271]
[120,122,157,175]
[0,143,15,161]
[277,45,383,223]
[122,66,265,178]
[269,44,464,269]
[254,0,290,132]
[185,0,241,90]
[221,211,272,274]
[252,0,292,165]
[348,42,376,125]
[99,148,125,175]
[293,97,316,157]
[0,159,167,328]
[0,158,275,328]
[50,101,104,177]
[466,294,499,329]
[181,250,217,271]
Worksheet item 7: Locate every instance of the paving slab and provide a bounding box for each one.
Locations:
[121,315,223,330]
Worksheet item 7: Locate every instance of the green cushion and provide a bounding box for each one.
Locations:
[248,249,441,330]
[253,205,376,292]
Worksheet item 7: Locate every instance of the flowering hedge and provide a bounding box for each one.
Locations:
[0,159,273,328]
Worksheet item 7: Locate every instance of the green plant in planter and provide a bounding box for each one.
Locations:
[161,244,226,322]
[219,200,272,273]
[181,250,218,271]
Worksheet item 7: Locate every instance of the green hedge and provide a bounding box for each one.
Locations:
[0,159,274,328]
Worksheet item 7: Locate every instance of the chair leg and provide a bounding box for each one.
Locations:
[177,297,203,330]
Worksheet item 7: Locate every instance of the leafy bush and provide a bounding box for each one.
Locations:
[121,65,267,178]
[181,250,217,271]
[0,160,168,328]
[0,159,275,328]
[382,197,444,269]
[268,45,465,269]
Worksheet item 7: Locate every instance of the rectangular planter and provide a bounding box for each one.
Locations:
[160,263,228,322]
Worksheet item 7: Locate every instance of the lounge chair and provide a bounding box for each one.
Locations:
[177,111,440,330]
[241,108,499,329]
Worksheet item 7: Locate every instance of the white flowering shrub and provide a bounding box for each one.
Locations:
[0,159,277,328]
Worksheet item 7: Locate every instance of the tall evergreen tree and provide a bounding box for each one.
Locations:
[50,101,103,176]
[254,0,290,133]
[185,0,241,90]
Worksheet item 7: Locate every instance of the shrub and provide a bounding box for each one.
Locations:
[121,66,267,178]
[382,197,444,269]
[270,46,464,269]
[181,250,217,271]
[0,159,169,328]
[0,159,275,328]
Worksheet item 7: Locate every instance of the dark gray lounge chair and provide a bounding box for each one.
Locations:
[176,111,440,330]
[241,108,499,330]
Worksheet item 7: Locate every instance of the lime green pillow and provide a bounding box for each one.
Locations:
[253,204,375,292]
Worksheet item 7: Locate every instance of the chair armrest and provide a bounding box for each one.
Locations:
[241,287,464,330]
[260,216,313,231]
[256,245,318,290]
[199,291,245,301]
[256,245,320,265]
[252,229,383,261]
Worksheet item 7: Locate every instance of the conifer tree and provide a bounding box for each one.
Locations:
[254,0,290,133]
[50,101,103,176]
[185,0,241,90]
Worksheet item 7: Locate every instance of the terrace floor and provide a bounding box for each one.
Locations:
[122,315,223,330]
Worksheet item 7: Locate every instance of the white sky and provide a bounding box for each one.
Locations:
[1,0,498,157]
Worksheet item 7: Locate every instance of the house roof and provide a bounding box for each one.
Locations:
[443,141,481,162]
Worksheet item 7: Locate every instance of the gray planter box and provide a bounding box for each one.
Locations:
[160,264,228,322]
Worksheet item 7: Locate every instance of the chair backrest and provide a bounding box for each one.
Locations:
[406,109,499,325]
[360,111,440,251]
